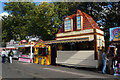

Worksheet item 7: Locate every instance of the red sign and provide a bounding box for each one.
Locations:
[21,55,29,58]
[21,40,27,43]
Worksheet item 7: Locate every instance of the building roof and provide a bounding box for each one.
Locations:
[58,10,100,33]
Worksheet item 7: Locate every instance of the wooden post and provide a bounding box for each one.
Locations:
[94,28,98,60]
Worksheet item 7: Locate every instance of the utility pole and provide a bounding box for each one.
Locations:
[0,20,2,47]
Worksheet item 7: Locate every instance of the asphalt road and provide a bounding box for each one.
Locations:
[0,57,120,80]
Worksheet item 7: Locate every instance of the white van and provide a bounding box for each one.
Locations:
[5,48,19,59]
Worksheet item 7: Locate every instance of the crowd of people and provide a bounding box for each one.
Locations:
[102,45,120,75]
[1,45,120,76]
[1,49,14,63]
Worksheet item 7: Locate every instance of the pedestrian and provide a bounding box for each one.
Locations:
[8,50,14,63]
[1,49,7,63]
[102,49,108,74]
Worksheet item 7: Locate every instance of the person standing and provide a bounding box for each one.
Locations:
[1,49,7,63]
[102,49,108,74]
[8,50,14,63]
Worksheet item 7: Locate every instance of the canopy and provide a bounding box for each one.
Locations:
[44,37,89,44]
[20,40,27,43]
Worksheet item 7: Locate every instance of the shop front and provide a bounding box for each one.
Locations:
[45,10,105,68]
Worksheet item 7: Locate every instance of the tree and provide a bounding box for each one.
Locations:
[2,2,36,42]
[2,2,59,43]
[26,2,59,40]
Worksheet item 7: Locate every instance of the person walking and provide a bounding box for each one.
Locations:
[1,49,7,63]
[102,49,108,74]
[8,50,14,63]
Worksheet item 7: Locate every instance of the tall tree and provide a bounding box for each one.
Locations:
[2,2,59,43]
[29,2,59,40]
[2,2,36,41]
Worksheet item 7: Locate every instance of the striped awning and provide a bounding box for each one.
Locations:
[5,48,17,50]
[44,37,89,44]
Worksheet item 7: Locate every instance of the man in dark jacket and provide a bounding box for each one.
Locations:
[8,50,14,63]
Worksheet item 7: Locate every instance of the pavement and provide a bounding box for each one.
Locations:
[0,57,120,80]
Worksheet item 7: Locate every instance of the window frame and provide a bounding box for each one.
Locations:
[64,18,72,32]
[76,13,81,30]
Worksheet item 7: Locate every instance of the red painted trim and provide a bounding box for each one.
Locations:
[57,10,101,34]
[34,39,43,48]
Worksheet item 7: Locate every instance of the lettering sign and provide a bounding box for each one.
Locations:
[110,27,120,41]
[18,58,32,63]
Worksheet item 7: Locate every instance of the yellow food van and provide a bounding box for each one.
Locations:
[33,39,51,65]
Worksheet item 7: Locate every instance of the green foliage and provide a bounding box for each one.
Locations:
[2,2,36,42]
[32,2,59,40]
[2,2,59,42]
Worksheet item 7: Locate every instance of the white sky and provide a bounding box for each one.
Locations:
[0,12,9,20]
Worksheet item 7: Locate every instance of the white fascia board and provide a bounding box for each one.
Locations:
[18,45,34,48]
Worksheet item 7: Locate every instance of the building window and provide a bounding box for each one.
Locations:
[65,18,71,31]
[77,14,81,29]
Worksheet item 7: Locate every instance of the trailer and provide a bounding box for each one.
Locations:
[17,40,35,63]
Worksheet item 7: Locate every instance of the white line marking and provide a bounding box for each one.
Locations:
[43,68,99,78]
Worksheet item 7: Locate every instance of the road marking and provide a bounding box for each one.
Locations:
[44,68,84,76]
[43,68,103,78]
[21,63,30,64]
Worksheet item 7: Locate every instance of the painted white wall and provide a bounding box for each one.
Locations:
[56,35,94,41]
[56,50,98,68]
[97,35,105,47]
[56,29,94,37]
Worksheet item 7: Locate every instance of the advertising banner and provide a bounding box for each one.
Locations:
[110,27,120,41]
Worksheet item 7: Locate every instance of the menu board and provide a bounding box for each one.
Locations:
[110,27,120,41]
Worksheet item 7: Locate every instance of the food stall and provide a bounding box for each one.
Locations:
[18,40,35,63]
[33,39,51,65]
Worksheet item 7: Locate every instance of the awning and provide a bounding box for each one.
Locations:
[44,37,89,44]
[5,48,17,50]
